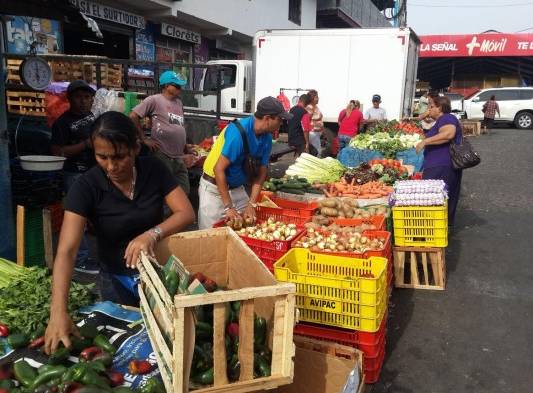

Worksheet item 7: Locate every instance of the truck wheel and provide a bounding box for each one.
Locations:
[514,111,533,129]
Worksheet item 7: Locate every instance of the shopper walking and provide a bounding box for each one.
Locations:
[481,95,500,135]
[287,93,311,156]
[415,96,463,227]
[51,80,98,274]
[305,89,324,157]
[198,97,292,229]
[130,71,196,195]
[337,100,363,151]
[45,111,195,353]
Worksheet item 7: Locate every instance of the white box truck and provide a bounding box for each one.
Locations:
[196,27,420,126]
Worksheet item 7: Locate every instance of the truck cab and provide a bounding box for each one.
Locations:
[196,60,253,114]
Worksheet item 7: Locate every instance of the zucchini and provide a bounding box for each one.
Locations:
[278,188,305,195]
[280,182,305,189]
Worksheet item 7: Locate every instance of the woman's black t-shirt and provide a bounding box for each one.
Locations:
[64,156,179,274]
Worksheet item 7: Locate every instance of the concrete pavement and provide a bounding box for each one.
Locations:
[369,127,533,393]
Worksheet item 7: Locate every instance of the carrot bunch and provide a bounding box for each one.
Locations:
[325,179,393,199]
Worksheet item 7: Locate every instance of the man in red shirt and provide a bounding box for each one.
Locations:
[337,100,363,151]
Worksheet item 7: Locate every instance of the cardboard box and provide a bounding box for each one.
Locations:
[264,336,364,393]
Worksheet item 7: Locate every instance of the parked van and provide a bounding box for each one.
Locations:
[463,87,533,129]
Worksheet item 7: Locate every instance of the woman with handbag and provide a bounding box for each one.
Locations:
[415,96,463,227]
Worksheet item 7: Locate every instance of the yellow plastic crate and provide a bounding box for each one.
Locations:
[274,249,388,332]
[392,204,448,247]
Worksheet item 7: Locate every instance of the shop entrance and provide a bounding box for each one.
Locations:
[63,23,132,59]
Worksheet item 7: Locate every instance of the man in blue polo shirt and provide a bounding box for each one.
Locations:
[199,96,292,229]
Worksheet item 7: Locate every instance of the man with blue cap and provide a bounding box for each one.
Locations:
[130,70,196,194]
[364,94,388,124]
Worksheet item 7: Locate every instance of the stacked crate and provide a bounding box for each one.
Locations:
[391,180,447,290]
[275,243,389,384]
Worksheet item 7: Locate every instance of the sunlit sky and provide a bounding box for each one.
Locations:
[406,0,533,35]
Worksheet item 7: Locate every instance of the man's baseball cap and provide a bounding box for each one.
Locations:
[372,94,382,102]
[255,96,293,120]
[67,80,95,95]
[159,70,187,87]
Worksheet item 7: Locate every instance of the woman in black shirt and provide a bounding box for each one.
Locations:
[44,111,195,354]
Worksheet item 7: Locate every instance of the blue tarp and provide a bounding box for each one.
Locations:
[338,146,424,172]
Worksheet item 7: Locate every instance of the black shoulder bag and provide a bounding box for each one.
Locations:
[449,129,481,170]
[232,120,262,180]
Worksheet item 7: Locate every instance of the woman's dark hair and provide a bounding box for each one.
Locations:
[432,96,452,114]
[91,111,138,152]
[299,93,311,106]
[307,89,318,99]
[490,95,496,100]
[428,91,440,100]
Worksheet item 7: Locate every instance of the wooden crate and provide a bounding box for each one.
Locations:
[6,91,46,117]
[393,246,445,290]
[6,59,23,84]
[50,60,123,88]
[138,227,296,393]
[461,120,481,137]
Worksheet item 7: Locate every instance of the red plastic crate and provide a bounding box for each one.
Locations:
[364,343,386,384]
[213,219,303,272]
[256,195,318,226]
[330,215,386,231]
[294,311,387,358]
[294,230,392,261]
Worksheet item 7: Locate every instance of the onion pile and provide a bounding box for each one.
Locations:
[294,224,386,254]
[236,218,299,242]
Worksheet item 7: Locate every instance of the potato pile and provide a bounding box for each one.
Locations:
[294,223,386,254]
[313,198,390,225]
[236,218,299,242]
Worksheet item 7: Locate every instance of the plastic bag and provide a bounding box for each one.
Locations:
[45,92,70,128]
[92,88,123,117]
[395,148,424,172]
[338,147,384,168]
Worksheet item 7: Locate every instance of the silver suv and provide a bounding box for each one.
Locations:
[463,87,533,129]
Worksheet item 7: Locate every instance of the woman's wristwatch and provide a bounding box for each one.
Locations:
[148,226,163,242]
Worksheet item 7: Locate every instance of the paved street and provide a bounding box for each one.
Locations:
[369,127,533,393]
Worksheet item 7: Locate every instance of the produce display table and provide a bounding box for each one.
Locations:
[338,146,424,172]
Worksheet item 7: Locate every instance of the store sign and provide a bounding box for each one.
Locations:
[420,33,533,57]
[4,16,62,54]
[161,23,201,45]
[69,0,145,29]
[136,29,155,61]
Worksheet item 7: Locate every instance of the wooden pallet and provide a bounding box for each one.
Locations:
[50,60,123,88]
[461,120,481,137]
[393,246,445,290]
[6,91,46,117]
[6,59,23,84]
[138,228,296,393]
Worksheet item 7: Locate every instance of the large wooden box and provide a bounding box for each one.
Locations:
[138,227,296,393]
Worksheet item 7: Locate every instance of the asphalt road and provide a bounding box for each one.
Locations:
[368,127,533,393]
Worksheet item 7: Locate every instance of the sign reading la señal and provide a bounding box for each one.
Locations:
[69,0,145,29]
[420,33,533,58]
[161,23,201,45]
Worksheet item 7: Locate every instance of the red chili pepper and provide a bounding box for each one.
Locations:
[128,359,152,375]
[79,346,104,361]
[0,324,9,337]
[226,322,239,338]
[61,382,82,393]
[28,335,45,349]
[106,370,125,387]
[0,365,12,380]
